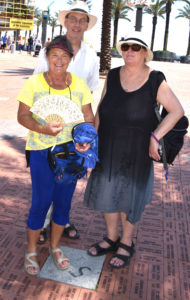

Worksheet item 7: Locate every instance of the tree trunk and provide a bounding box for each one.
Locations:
[37,26,39,37]
[151,15,157,51]
[112,10,119,48]
[14,31,17,41]
[14,29,20,41]
[186,20,190,56]
[163,1,171,51]
[41,16,48,47]
[52,27,54,40]
[100,0,112,73]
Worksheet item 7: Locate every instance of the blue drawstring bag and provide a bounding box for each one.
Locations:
[48,141,87,184]
[48,123,98,184]
[72,122,99,169]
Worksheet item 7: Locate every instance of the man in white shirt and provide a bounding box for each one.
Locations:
[34,2,98,91]
[33,0,99,243]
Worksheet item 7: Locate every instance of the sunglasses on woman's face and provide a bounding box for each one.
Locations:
[121,43,145,52]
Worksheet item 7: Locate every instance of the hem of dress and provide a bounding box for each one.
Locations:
[84,198,152,225]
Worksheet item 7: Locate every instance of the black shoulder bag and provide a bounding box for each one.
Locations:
[151,71,189,178]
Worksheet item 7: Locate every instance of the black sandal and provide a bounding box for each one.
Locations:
[62,224,80,239]
[87,236,120,257]
[37,228,47,245]
[109,241,135,269]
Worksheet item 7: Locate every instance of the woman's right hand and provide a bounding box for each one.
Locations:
[149,136,161,161]
[42,122,63,136]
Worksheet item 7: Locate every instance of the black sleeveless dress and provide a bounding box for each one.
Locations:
[84,67,165,224]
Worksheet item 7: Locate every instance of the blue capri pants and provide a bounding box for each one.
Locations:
[27,149,76,230]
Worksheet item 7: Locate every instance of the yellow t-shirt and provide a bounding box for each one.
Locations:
[17,72,94,150]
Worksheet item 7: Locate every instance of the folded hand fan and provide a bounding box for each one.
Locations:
[30,94,84,125]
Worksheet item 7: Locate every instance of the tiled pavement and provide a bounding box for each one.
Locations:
[0,51,190,300]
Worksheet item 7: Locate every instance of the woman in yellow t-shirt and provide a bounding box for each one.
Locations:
[17,35,94,275]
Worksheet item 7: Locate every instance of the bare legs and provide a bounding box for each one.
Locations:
[109,212,135,267]
[25,228,42,274]
[50,221,70,269]
[88,212,120,255]
[88,212,135,267]
[25,221,69,274]
[50,221,64,249]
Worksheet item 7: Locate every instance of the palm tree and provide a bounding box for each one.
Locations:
[163,0,176,51]
[112,0,133,48]
[144,0,165,50]
[67,0,92,11]
[34,17,42,38]
[49,16,59,40]
[176,1,190,55]
[55,11,63,35]
[34,7,42,38]
[34,7,42,19]
[100,0,112,72]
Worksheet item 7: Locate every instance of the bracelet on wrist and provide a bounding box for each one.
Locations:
[151,132,160,144]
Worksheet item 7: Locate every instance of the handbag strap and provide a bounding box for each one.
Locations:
[154,106,168,176]
[150,71,168,179]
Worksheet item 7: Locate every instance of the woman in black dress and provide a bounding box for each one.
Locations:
[84,31,184,268]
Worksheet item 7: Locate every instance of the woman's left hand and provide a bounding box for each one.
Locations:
[149,136,161,161]
[75,142,91,153]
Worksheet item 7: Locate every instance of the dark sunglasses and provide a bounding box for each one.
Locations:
[121,43,145,52]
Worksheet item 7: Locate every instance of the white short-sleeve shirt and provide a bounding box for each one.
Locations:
[33,41,99,91]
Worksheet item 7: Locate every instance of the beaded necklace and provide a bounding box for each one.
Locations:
[46,72,72,100]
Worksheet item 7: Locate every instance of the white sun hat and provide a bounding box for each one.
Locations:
[116,31,153,62]
[58,0,97,31]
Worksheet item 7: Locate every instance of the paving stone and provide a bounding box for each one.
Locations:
[133,262,149,280]
[163,231,178,260]
[177,241,190,262]
[179,261,190,300]
[94,293,114,300]
[135,252,163,264]
[163,276,181,300]
[164,219,176,232]
[163,209,175,220]
[163,259,181,298]
[130,277,148,300]
[148,262,164,282]
[113,274,130,297]
[0,120,28,139]
[136,243,163,257]
[39,246,105,290]
[175,220,189,234]
[77,289,97,300]
[147,281,164,300]
[97,271,115,294]
[60,285,81,300]
[141,206,163,219]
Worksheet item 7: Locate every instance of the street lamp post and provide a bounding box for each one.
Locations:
[41,10,49,47]
[135,5,143,31]
[126,0,156,32]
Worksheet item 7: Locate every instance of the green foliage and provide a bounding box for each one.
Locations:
[176,1,190,20]
[111,0,133,21]
[144,0,165,18]
[155,50,174,52]
[49,17,59,27]
[34,7,42,20]
[67,0,92,11]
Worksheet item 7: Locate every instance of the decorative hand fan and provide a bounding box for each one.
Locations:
[30,94,84,125]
